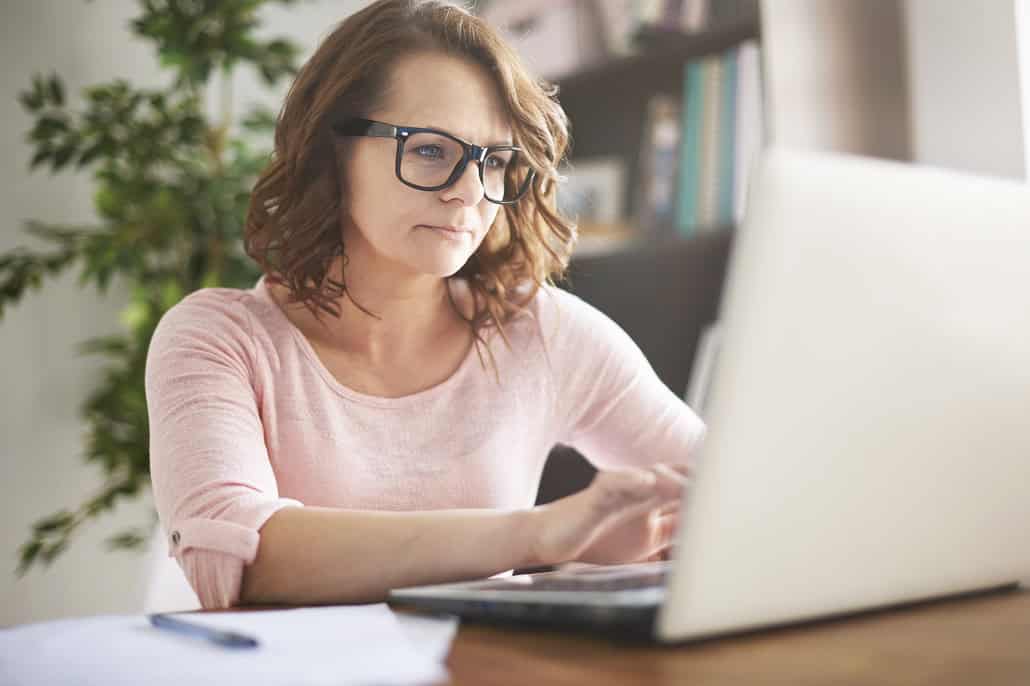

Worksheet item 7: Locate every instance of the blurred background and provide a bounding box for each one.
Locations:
[0,0,1026,629]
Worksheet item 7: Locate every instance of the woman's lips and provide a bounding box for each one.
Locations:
[420,224,472,240]
[426,224,471,233]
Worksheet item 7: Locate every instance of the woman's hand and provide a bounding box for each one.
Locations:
[575,500,681,564]
[528,463,689,567]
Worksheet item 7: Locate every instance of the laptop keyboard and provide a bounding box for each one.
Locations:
[467,565,669,593]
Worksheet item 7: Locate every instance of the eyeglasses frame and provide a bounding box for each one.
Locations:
[331,117,535,205]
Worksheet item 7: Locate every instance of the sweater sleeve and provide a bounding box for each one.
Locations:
[145,290,302,609]
[538,286,706,472]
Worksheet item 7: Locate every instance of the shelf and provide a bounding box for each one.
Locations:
[554,14,761,96]
[572,233,640,259]
[572,225,735,261]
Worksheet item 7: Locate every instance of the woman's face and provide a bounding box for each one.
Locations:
[340,51,511,280]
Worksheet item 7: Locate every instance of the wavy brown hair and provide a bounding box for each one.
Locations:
[244,0,576,351]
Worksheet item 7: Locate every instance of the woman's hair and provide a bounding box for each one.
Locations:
[244,0,576,348]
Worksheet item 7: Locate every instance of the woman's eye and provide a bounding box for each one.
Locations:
[414,145,445,159]
[485,155,510,170]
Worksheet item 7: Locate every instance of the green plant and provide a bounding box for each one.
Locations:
[5,0,304,575]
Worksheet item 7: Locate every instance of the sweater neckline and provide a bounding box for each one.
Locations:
[253,277,484,409]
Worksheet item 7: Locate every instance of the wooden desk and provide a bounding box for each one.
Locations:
[442,589,1030,685]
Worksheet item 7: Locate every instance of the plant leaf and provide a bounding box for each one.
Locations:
[9,0,298,574]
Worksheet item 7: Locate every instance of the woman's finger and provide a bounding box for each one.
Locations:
[656,500,680,517]
[654,513,681,560]
[637,513,680,562]
[587,469,663,523]
[662,462,693,478]
[656,512,679,542]
[651,463,689,501]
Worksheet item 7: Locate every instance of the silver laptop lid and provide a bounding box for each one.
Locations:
[659,148,1030,641]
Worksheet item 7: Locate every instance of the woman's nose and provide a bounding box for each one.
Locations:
[440,160,486,206]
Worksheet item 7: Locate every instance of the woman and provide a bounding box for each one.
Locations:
[147,0,706,610]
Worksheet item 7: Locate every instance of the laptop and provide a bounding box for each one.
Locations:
[388,147,1030,643]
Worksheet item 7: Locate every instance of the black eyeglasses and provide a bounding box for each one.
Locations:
[331,117,535,205]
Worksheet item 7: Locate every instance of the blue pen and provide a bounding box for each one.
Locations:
[148,613,260,649]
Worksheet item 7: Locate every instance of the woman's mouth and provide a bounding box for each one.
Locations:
[420,225,472,241]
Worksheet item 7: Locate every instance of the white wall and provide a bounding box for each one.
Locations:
[1019,0,1030,176]
[761,0,1026,174]
[904,0,1025,179]
[0,0,363,629]
[761,0,912,160]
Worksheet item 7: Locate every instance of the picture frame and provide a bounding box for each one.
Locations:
[556,156,626,228]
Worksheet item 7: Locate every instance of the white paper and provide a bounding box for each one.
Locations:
[0,604,458,686]
[393,611,460,664]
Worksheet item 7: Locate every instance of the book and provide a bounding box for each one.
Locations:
[717,47,739,223]
[595,0,642,57]
[677,60,704,235]
[681,0,710,32]
[638,0,665,27]
[697,56,723,229]
[636,94,683,233]
[660,0,685,29]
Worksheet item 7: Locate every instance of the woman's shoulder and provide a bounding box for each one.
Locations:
[520,281,615,338]
[150,283,286,361]
[156,286,256,337]
[519,281,645,368]
[482,281,625,369]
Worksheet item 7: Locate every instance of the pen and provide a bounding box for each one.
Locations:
[148,612,260,649]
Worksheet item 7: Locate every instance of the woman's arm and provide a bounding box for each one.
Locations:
[543,288,706,473]
[543,286,704,473]
[239,506,536,605]
[241,466,684,606]
[536,288,706,564]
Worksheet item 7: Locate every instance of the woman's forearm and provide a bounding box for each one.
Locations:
[238,505,541,606]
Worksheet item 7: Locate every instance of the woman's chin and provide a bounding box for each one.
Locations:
[424,256,473,278]
[408,230,479,276]
[395,249,470,279]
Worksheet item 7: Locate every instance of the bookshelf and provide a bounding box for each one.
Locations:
[553,10,762,257]
[558,13,760,92]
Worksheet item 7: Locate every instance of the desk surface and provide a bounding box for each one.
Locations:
[443,588,1030,685]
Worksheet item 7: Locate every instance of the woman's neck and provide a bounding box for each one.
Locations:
[270,256,467,368]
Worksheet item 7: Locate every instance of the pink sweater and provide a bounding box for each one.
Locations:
[146,278,705,609]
